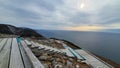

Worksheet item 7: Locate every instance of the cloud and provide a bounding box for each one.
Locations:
[0,0,120,30]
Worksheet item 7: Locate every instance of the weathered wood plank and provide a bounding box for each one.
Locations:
[21,40,44,68]
[9,38,24,68]
[0,38,12,68]
[0,38,7,51]
[19,43,32,68]
[0,38,3,43]
[24,40,32,46]
[31,41,39,48]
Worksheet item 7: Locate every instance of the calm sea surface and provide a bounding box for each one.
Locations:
[37,30,120,64]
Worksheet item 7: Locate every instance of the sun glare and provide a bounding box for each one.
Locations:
[80,3,85,8]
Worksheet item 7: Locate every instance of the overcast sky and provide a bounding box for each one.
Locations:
[0,0,120,31]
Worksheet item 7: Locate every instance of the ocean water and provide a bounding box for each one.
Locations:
[37,30,120,64]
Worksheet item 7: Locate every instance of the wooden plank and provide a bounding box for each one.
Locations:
[0,38,7,51]
[0,38,12,68]
[19,42,32,68]
[9,38,24,68]
[21,40,44,68]
[24,40,32,46]
[31,41,39,47]
[0,38,3,43]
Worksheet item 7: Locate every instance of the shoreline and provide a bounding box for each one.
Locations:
[62,38,119,68]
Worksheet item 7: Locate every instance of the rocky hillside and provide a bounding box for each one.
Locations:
[0,24,44,37]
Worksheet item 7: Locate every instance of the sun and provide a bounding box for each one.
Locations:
[80,3,85,8]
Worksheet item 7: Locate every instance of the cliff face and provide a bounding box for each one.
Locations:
[0,24,44,37]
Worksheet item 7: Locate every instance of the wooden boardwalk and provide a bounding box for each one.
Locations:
[75,49,114,68]
[0,38,44,68]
